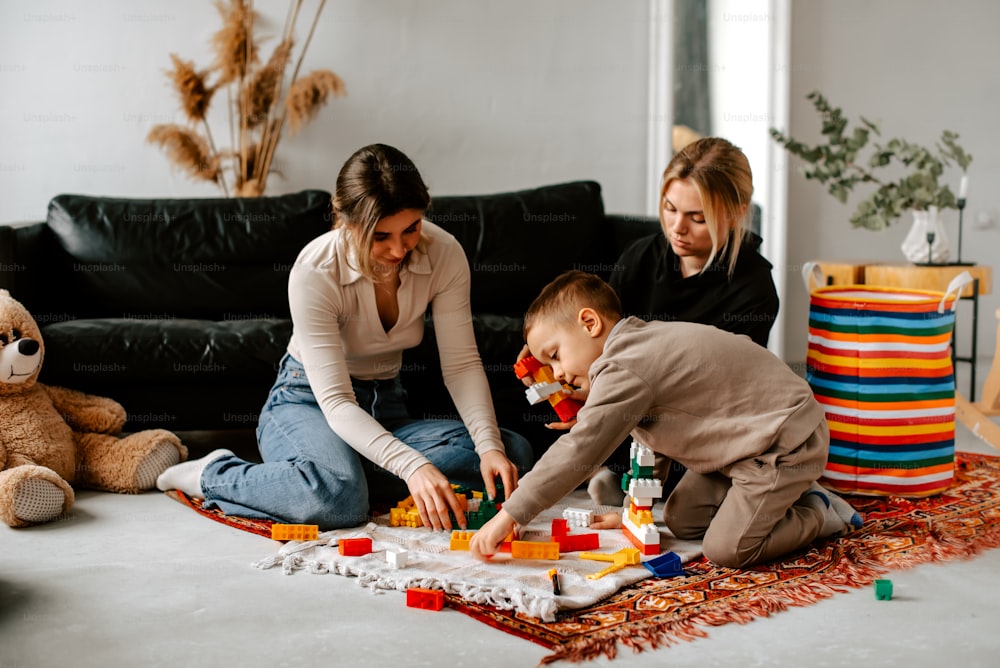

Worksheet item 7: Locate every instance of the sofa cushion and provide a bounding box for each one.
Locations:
[44,190,332,319]
[38,318,292,385]
[426,181,610,315]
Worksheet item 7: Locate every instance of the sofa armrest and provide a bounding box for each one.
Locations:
[0,222,46,300]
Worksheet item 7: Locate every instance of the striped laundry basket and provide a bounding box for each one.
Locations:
[803,266,973,497]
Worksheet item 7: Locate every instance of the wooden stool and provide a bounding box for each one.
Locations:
[956,307,1000,450]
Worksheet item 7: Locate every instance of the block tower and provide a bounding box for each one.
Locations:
[513,355,583,423]
[620,440,663,556]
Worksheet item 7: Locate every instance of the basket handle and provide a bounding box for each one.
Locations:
[801,261,825,292]
[938,270,975,313]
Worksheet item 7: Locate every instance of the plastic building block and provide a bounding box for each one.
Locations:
[270,524,319,541]
[643,551,685,578]
[338,537,373,556]
[449,530,475,551]
[630,440,655,468]
[874,579,893,600]
[628,478,664,502]
[386,548,408,568]
[510,540,560,560]
[622,509,661,556]
[580,547,642,580]
[514,354,583,422]
[555,532,600,553]
[406,587,445,611]
[562,507,593,528]
[551,518,569,537]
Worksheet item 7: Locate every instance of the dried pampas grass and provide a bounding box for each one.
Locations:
[149,0,342,197]
[246,39,294,128]
[211,0,257,86]
[147,125,221,184]
[286,70,346,135]
[168,54,215,122]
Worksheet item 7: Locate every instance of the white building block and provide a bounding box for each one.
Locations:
[387,548,408,568]
[562,507,593,528]
[525,381,564,405]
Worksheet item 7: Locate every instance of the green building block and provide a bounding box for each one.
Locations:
[874,579,893,600]
[630,461,654,478]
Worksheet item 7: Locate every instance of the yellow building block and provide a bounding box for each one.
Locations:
[450,530,475,551]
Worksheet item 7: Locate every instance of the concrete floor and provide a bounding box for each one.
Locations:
[3,374,1000,667]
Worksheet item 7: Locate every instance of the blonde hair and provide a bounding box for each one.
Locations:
[332,143,430,280]
[661,137,753,277]
[523,270,622,340]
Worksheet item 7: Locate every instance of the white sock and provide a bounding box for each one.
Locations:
[155,449,234,497]
[588,467,625,507]
[803,482,863,537]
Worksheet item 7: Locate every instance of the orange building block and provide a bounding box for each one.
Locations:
[406,587,445,611]
[270,524,319,541]
[510,540,560,560]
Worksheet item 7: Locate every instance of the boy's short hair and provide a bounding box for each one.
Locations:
[523,270,622,339]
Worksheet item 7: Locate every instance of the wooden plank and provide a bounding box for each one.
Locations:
[863,264,992,297]
[956,392,1000,452]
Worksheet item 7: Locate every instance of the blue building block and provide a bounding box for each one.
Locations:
[642,551,685,578]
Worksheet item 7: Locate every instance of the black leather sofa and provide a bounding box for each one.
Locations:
[0,182,661,458]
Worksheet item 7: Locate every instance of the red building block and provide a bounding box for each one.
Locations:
[338,537,373,556]
[406,587,445,611]
[555,532,600,553]
[551,518,569,538]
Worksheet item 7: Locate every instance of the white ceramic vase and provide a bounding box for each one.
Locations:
[900,206,950,264]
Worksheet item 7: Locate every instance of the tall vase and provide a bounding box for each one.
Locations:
[901,206,950,264]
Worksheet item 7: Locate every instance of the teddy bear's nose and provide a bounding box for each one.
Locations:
[17,338,39,356]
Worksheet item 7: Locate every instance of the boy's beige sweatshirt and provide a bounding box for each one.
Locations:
[501,316,825,525]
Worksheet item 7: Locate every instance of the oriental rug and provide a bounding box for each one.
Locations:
[164,452,1000,664]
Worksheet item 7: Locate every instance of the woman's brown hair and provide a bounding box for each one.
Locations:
[332,143,431,280]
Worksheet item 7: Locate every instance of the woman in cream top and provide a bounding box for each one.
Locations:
[157,144,533,529]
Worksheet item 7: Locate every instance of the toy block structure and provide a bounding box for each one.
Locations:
[620,441,663,556]
[406,587,445,611]
[874,579,894,600]
[580,547,641,580]
[550,518,599,552]
[642,551,685,578]
[513,355,584,423]
[386,548,408,568]
[270,523,319,541]
[510,540,560,560]
[562,507,593,528]
[338,537,373,556]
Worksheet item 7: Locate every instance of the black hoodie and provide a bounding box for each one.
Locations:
[609,231,779,347]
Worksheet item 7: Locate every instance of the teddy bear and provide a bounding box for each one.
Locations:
[0,289,187,528]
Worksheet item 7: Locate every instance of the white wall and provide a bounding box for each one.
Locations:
[784,0,1000,385]
[0,0,650,223]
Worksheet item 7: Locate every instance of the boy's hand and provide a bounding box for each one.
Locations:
[589,512,622,530]
[479,450,519,499]
[469,510,518,560]
[406,463,467,531]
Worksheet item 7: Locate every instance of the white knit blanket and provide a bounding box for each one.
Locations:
[252,492,702,622]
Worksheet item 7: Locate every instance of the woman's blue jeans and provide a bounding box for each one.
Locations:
[200,354,534,529]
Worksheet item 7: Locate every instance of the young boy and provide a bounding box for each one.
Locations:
[469,271,861,568]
